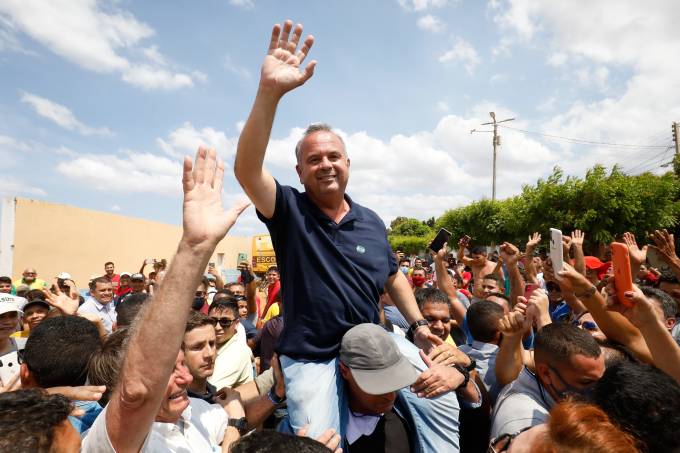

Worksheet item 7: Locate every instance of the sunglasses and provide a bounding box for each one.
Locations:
[211,317,236,328]
[573,319,599,331]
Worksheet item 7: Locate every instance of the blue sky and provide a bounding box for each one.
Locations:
[1,0,679,235]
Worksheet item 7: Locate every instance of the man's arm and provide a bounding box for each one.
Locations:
[386,271,436,352]
[649,229,680,280]
[106,148,249,452]
[432,243,466,327]
[495,311,532,387]
[571,230,586,276]
[241,263,259,320]
[524,233,541,284]
[500,242,524,307]
[456,235,474,267]
[234,21,316,219]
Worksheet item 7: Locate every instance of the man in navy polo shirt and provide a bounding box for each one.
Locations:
[234,20,436,440]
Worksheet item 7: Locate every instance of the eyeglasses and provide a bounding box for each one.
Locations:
[488,426,532,452]
[195,291,206,298]
[572,319,599,331]
[210,317,236,328]
[17,349,25,365]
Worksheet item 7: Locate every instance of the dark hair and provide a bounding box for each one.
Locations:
[267,266,279,274]
[0,276,11,285]
[115,293,148,328]
[534,323,601,367]
[482,274,502,284]
[485,292,510,303]
[641,286,678,320]
[415,288,451,311]
[185,311,216,334]
[104,261,114,267]
[0,389,73,452]
[546,281,561,292]
[208,300,239,318]
[594,338,638,368]
[24,316,102,387]
[470,246,486,256]
[91,277,111,288]
[231,430,331,453]
[467,300,504,343]
[590,361,680,453]
[26,289,45,302]
[399,259,411,266]
[215,288,235,300]
[87,328,129,406]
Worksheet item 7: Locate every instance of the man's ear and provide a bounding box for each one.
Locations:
[666,317,676,331]
[339,362,351,379]
[295,164,302,183]
[20,362,38,388]
[535,362,551,387]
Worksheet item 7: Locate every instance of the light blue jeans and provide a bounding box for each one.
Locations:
[278,355,347,440]
[280,334,464,452]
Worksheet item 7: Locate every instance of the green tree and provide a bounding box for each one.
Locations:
[390,218,433,237]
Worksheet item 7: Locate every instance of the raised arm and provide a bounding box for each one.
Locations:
[456,235,474,267]
[106,148,249,452]
[648,229,680,280]
[571,230,586,276]
[495,310,532,387]
[524,233,541,284]
[240,262,259,321]
[432,242,467,327]
[234,21,316,219]
[500,242,524,307]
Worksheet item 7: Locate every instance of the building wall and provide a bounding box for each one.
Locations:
[9,198,251,287]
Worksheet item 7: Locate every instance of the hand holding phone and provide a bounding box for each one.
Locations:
[611,242,634,307]
[550,228,564,273]
[429,228,452,254]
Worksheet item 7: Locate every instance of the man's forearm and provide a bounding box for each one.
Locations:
[244,395,277,427]
[507,263,524,307]
[234,88,279,184]
[638,320,680,384]
[573,245,585,276]
[495,334,524,387]
[434,258,466,326]
[109,240,215,449]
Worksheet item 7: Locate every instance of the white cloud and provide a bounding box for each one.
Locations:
[417,15,446,33]
[0,175,46,196]
[156,122,236,161]
[436,101,450,113]
[398,0,449,11]
[489,73,508,85]
[20,91,112,136]
[229,0,255,9]
[438,37,481,74]
[0,0,201,90]
[56,151,182,195]
[224,54,251,80]
[490,1,680,175]
[110,204,121,212]
[0,133,31,151]
[536,96,557,113]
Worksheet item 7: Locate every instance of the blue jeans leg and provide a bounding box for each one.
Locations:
[279,355,347,441]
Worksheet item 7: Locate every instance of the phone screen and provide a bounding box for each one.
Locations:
[429,228,452,253]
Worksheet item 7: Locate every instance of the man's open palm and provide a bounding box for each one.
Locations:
[182,147,250,248]
[261,20,316,96]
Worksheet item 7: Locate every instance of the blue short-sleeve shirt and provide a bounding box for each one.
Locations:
[257,181,397,360]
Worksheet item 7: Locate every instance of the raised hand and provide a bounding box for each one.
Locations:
[42,286,79,315]
[260,20,317,97]
[182,147,250,250]
[622,232,647,267]
[649,229,678,264]
[498,311,532,338]
[554,261,593,295]
[458,235,471,250]
[571,230,585,248]
[605,283,658,329]
[500,242,521,266]
[431,241,449,262]
[526,232,541,252]
[428,341,472,367]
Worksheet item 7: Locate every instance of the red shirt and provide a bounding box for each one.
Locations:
[105,274,121,291]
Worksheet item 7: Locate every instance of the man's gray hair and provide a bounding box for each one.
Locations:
[294,123,347,162]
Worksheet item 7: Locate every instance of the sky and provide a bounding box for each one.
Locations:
[1,0,679,236]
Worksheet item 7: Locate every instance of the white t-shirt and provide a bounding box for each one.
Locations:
[0,337,25,386]
[82,397,228,452]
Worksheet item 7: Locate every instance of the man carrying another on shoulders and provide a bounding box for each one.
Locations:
[234,20,435,439]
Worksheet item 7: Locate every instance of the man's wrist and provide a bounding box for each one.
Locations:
[574,284,597,299]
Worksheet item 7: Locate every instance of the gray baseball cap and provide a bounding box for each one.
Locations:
[340,323,419,395]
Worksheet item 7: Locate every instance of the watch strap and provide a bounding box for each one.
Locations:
[228,417,248,434]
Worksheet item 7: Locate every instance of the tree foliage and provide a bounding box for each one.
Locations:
[389,217,433,237]
[388,235,433,255]
[435,166,680,249]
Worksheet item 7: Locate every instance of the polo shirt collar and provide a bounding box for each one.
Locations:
[470,341,499,353]
[303,191,364,225]
[89,297,108,311]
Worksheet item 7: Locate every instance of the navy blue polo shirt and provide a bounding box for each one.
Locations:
[257,181,397,360]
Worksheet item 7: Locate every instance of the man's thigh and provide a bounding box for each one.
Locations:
[279,355,347,440]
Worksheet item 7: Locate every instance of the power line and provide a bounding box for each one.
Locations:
[626,147,674,174]
[625,145,674,174]
[497,124,670,149]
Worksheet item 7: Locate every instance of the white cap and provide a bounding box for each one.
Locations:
[0,293,24,315]
[56,272,72,280]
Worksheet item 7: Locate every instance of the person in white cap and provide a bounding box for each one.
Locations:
[0,294,25,389]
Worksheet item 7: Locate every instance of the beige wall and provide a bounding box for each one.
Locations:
[11,198,251,287]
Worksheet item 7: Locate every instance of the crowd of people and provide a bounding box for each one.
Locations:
[1,19,680,453]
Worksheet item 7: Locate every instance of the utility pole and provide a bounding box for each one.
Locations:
[473,112,515,202]
[673,122,679,155]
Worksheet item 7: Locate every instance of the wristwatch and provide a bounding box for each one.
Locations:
[453,364,470,391]
[267,387,286,406]
[406,319,430,341]
[228,417,248,434]
[465,358,477,373]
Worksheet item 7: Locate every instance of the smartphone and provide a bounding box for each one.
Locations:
[611,242,634,307]
[208,262,215,268]
[550,228,564,273]
[524,283,540,300]
[429,228,452,253]
[145,258,155,265]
